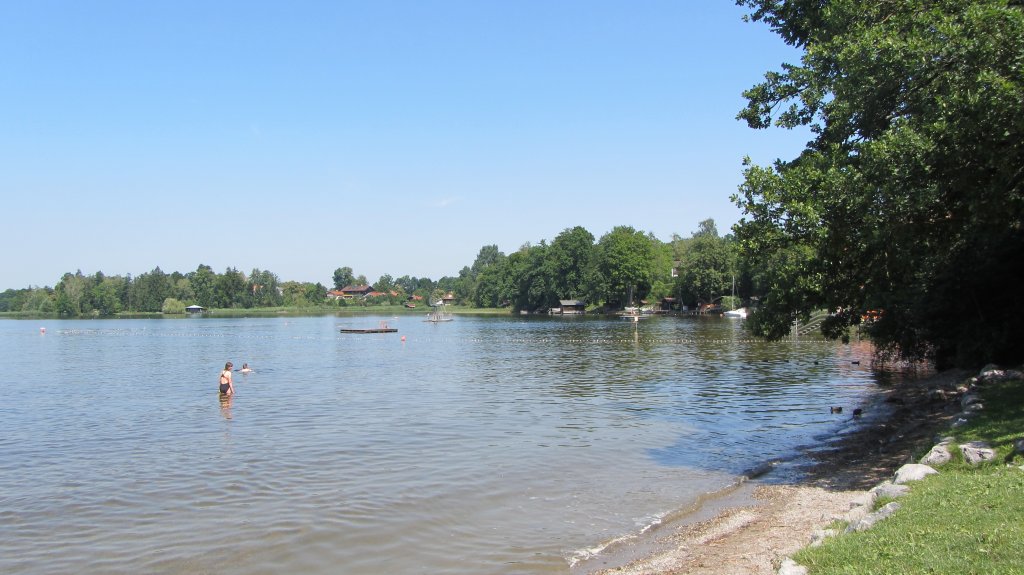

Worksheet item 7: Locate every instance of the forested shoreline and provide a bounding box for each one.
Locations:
[0,219,743,318]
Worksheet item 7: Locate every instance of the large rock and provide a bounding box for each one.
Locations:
[870,482,911,499]
[846,502,902,532]
[920,443,952,466]
[835,491,878,526]
[960,441,997,465]
[960,393,983,408]
[976,365,1023,384]
[978,364,1003,383]
[893,463,938,484]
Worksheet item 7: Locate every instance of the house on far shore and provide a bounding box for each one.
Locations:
[553,300,587,315]
[330,284,374,300]
[185,305,205,314]
[442,292,457,305]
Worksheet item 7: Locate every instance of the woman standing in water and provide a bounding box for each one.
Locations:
[219,362,235,396]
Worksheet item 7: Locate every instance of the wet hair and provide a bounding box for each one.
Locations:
[225,362,233,370]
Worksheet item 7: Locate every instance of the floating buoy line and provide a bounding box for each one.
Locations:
[51,328,841,346]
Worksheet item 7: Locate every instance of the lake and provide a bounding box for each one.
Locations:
[0,314,885,574]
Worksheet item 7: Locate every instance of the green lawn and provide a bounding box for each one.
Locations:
[794,376,1024,575]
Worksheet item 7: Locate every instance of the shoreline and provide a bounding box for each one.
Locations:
[582,368,970,575]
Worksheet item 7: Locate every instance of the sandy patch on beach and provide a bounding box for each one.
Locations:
[591,369,969,575]
[593,484,858,575]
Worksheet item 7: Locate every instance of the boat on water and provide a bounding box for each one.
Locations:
[723,307,748,319]
[425,303,453,323]
[619,306,650,321]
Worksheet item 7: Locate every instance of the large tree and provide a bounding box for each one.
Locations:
[248,268,283,307]
[502,242,552,312]
[214,267,248,308]
[188,264,217,307]
[733,0,1024,368]
[596,226,657,307]
[546,226,597,302]
[332,267,355,290]
[677,219,736,307]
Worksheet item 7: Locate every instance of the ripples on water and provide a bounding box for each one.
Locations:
[0,315,888,574]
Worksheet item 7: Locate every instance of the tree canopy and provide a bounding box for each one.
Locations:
[733,0,1024,368]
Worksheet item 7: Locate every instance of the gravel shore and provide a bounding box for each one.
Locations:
[588,369,969,575]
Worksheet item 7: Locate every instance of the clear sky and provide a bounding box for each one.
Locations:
[1,1,809,289]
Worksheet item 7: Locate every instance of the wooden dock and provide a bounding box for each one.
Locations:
[340,321,398,334]
[340,327,398,334]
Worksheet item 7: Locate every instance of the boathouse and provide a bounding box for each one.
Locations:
[557,300,587,315]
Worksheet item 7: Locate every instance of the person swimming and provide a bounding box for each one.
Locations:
[219,362,235,396]
[240,363,253,373]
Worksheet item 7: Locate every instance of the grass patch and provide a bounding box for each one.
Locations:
[796,468,1024,574]
[794,375,1024,575]
[956,377,1024,460]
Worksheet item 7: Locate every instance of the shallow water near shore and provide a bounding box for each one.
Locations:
[1,315,884,574]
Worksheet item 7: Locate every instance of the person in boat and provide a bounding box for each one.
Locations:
[219,362,235,396]
[240,363,253,374]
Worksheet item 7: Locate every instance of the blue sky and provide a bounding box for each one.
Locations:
[1,1,809,289]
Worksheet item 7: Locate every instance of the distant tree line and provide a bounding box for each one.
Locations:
[454,221,740,313]
[0,265,293,316]
[0,219,743,317]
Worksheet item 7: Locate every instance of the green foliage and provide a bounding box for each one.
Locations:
[332,266,355,290]
[247,268,283,307]
[188,264,216,307]
[92,277,123,316]
[473,261,506,308]
[215,267,248,308]
[374,273,394,293]
[502,243,552,312]
[675,219,736,306]
[596,226,658,307]
[546,226,597,301]
[733,0,1024,368]
[161,297,186,314]
[5,224,723,316]
[0,287,55,313]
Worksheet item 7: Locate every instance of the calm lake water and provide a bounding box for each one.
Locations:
[1,314,886,574]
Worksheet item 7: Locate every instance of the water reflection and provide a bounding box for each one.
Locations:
[219,394,233,420]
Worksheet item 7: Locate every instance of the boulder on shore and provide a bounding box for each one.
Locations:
[893,463,938,484]
[960,441,997,466]
[870,482,911,499]
[920,443,952,466]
